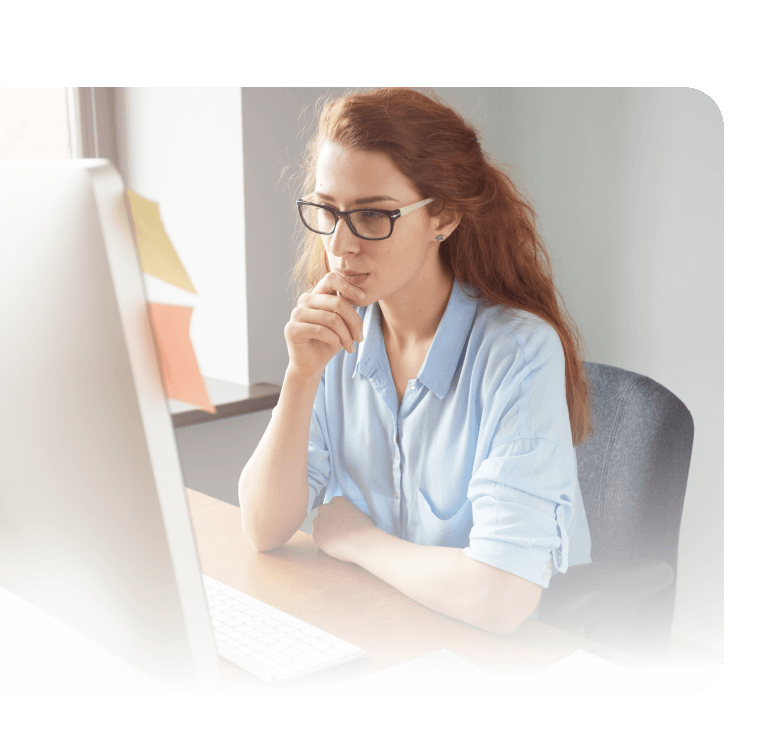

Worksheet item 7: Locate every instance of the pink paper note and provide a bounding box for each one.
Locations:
[147,302,216,414]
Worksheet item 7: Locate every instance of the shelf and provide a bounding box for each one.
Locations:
[169,378,281,428]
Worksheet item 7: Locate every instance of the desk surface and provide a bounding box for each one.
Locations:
[186,489,625,689]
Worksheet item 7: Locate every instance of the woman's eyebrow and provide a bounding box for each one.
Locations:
[315,192,399,205]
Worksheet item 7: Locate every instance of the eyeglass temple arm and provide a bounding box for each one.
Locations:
[299,195,434,215]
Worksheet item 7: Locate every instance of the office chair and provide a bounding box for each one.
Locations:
[535,362,694,663]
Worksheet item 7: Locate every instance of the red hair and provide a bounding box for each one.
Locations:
[293,88,591,444]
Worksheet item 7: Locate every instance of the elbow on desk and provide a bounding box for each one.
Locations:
[240,512,291,553]
[242,527,282,553]
[237,482,279,552]
[237,474,308,552]
[238,498,306,553]
[484,605,540,636]
[467,575,543,636]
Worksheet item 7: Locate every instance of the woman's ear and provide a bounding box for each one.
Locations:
[436,211,461,239]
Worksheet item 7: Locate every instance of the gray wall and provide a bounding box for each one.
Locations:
[175,88,723,654]
[431,88,722,655]
[242,87,350,387]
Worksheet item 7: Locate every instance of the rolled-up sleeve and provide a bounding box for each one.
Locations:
[461,318,583,588]
[463,438,576,587]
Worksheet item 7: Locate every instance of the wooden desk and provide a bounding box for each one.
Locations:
[187,489,628,690]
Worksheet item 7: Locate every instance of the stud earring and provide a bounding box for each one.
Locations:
[435,234,444,241]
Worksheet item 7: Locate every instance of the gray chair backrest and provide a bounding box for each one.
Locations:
[575,362,694,580]
[576,362,694,578]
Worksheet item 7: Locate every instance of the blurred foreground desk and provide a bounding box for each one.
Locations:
[187,489,635,689]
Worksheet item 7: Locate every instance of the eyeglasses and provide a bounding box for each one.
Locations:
[296,196,434,241]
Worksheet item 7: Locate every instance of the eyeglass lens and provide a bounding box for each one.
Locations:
[300,204,392,240]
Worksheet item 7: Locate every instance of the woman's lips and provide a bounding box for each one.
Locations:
[340,272,369,286]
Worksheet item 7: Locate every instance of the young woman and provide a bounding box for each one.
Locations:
[239,88,592,635]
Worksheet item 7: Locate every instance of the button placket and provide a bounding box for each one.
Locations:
[392,419,402,535]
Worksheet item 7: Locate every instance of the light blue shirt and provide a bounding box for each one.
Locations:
[300,279,591,588]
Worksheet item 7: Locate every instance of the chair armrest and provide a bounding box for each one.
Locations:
[535,559,673,632]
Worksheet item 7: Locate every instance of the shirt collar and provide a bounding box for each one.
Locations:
[353,279,479,399]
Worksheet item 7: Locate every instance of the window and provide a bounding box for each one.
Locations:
[0,87,71,159]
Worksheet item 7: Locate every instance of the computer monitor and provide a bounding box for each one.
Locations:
[0,159,221,687]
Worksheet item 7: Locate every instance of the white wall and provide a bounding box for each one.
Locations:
[125,88,722,656]
[117,87,249,385]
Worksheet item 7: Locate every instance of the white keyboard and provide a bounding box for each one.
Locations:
[202,575,366,683]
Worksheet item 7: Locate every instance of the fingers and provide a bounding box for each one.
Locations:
[289,307,359,353]
[312,271,367,305]
[297,278,365,346]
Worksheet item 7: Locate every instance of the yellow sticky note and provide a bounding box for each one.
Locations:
[147,302,215,414]
[126,190,197,294]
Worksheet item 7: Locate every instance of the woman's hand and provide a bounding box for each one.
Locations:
[284,272,366,380]
[311,496,376,563]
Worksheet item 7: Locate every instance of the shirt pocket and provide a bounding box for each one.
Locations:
[414,489,473,548]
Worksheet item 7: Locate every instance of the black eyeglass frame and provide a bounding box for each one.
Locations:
[295,196,434,241]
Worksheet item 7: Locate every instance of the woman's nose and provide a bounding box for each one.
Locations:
[329,216,361,255]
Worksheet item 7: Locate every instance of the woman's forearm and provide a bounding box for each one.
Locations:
[238,367,321,551]
[348,527,542,635]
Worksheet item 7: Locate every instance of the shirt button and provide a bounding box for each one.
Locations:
[558,512,564,523]
[546,560,552,569]
[542,572,549,582]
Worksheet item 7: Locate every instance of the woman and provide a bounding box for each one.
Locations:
[239,88,592,635]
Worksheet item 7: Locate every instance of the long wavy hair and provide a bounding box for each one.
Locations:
[292,88,591,444]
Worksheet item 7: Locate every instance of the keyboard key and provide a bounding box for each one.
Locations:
[285,661,308,674]
[294,654,321,668]
[302,650,331,664]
